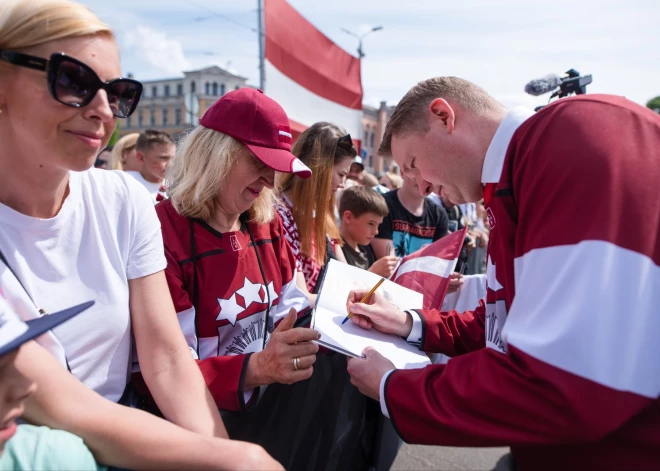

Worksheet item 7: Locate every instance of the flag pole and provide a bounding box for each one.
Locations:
[257,0,265,91]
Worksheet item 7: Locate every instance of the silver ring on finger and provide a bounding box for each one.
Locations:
[293,357,300,371]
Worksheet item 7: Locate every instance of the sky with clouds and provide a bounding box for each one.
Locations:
[82,0,659,110]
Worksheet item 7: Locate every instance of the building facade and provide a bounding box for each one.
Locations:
[123,65,396,175]
[122,66,249,139]
[361,101,395,175]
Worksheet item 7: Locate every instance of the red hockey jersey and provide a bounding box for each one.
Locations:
[383,96,660,470]
[157,200,309,411]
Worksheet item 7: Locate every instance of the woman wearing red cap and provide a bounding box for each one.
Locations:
[155,88,320,449]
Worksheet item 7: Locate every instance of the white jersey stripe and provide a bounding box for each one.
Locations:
[505,241,660,398]
[177,306,199,359]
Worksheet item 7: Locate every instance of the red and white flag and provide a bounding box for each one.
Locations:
[264,0,363,147]
[390,227,468,310]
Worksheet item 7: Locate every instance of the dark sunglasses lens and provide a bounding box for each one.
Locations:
[53,60,95,106]
[106,81,141,118]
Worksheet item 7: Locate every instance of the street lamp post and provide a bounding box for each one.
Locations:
[341,25,383,59]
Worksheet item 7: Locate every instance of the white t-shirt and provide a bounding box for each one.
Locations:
[0,169,166,402]
[124,170,162,204]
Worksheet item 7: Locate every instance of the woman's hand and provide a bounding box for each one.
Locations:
[368,256,399,278]
[246,309,320,388]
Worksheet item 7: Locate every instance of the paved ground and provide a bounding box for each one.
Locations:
[391,444,511,471]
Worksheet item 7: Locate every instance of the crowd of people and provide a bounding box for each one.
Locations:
[1,0,658,470]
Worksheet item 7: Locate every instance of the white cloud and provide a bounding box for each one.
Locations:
[122,25,190,77]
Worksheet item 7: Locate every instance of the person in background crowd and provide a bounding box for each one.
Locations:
[346,76,660,470]
[125,129,173,203]
[110,132,139,171]
[156,88,317,464]
[94,146,111,169]
[347,155,365,184]
[0,2,271,468]
[379,172,403,191]
[360,172,389,195]
[276,122,355,294]
[372,173,450,259]
[339,186,397,277]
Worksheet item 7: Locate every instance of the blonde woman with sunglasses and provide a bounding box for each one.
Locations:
[0,0,280,469]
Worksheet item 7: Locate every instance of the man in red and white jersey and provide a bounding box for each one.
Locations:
[345,77,660,470]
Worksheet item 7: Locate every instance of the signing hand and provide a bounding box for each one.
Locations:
[246,308,319,388]
[346,290,412,338]
[346,347,395,401]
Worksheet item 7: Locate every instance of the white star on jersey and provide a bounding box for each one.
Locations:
[217,293,245,326]
[237,276,265,307]
[217,277,274,326]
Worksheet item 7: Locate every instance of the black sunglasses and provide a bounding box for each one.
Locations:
[0,50,142,118]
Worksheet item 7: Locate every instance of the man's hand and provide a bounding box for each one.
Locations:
[346,348,395,401]
[447,272,464,293]
[346,290,412,338]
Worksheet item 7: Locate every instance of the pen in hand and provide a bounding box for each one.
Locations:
[342,277,386,325]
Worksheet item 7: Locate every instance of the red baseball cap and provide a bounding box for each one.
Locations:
[199,88,311,178]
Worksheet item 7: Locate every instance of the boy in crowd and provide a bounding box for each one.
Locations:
[372,174,449,258]
[124,129,174,204]
[338,186,398,278]
[0,297,99,471]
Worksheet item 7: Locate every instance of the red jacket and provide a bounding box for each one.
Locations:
[383,96,660,470]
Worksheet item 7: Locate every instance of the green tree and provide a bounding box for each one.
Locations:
[646,96,660,113]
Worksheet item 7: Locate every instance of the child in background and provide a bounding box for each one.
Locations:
[338,186,398,277]
[0,298,101,471]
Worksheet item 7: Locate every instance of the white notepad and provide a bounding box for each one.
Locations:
[312,259,431,370]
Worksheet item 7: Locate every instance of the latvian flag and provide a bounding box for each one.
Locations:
[390,227,468,310]
[264,0,363,148]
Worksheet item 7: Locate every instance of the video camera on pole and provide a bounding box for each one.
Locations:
[524,69,593,111]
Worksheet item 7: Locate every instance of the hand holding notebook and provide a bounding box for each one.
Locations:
[312,260,430,370]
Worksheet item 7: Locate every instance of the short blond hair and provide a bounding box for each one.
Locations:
[0,0,112,58]
[110,133,138,170]
[167,126,274,224]
[379,77,499,157]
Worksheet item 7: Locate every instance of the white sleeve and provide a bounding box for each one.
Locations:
[405,309,424,346]
[124,176,167,280]
[379,369,396,418]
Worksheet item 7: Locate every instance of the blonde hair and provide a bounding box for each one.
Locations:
[277,122,357,265]
[380,77,500,158]
[0,0,113,61]
[167,126,274,224]
[110,133,138,170]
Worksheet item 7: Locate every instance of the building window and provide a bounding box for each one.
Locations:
[220,83,225,96]
[370,132,375,148]
[138,111,143,128]
[364,126,369,146]
[235,85,240,91]
[212,82,218,96]
[151,86,157,97]
[177,84,183,96]
[191,81,196,93]
[126,116,132,128]
[164,85,170,97]
[369,154,373,167]
[162,108,168,126]
[205,82,210,95]
[150,108,155,126]
[175,108,182,125]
